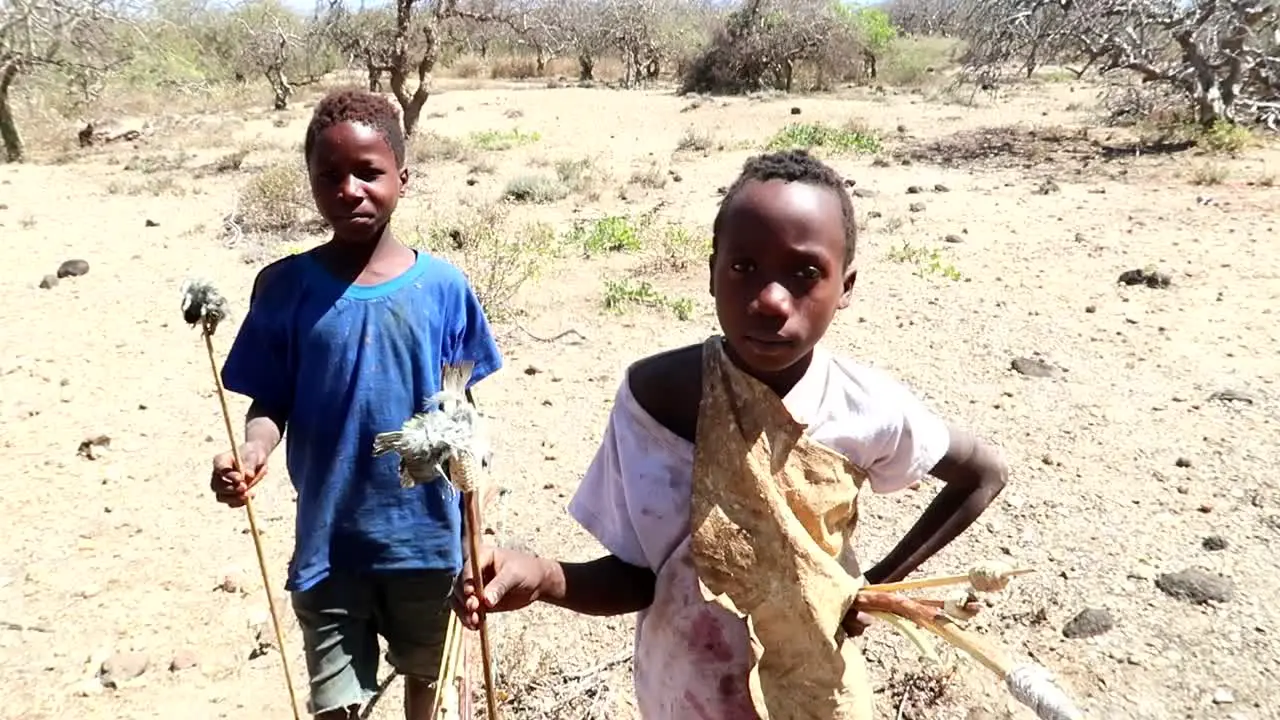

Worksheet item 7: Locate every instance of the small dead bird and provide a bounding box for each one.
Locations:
[372,361,492,492]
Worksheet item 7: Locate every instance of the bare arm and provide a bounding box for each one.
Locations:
[864,426,1008,585]
[244,400,287,457]
[538,555,656,616]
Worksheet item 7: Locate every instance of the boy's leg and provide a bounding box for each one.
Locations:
[374,570,456,720]
[292,574,382,718]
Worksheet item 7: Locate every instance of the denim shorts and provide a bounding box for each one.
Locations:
[291,570,455,715]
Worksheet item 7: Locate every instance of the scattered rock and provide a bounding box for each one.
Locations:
[1202,535,1228,551]
[908,202,926,212]
[465,177,478,186]
[851,188,877,199]
[216,571,246,594]
[144,219,159,227]
[1035,178,1061,195]
[72,678,105,697]
[169,649,199,672]
[933,183,950,192]
[1062,607,1115,639]
[1011,357,1060,378]
[1175,457,1193,468]
[1155,568,1234,604]
[56,259,90,278]
[39,274,58,289]
[99,652,149,688]
[1212,688,1235,704]
[1208,389,1255,404]
[871,157,890,168]
[896,124,907,133]
[867,211,882,218]
[671,173,683,182]
[907,185,924,194]
[1084,304,1097,313]
[943,234,963,244]
[524,365,542,376]
[1073,232,1087,243]
[1117,268,1172,288]
[789,106,801,115]
[77,435,111,460]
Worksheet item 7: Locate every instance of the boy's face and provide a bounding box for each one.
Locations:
[710,178,855,378]
[307,121,408,244]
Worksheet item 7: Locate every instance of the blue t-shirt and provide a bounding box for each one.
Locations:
[220,249,503,592]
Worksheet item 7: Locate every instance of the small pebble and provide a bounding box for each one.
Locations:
[169,649,199,672]
[1155,568,1234,604]
[1062,607,1114,639]
[99,652,149,688]
[1212,688,1235,704]
[1202,535,1228,551]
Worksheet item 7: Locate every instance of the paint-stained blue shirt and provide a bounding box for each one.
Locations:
[220,249,503,592]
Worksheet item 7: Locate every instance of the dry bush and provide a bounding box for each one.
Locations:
[411,132,474,164]
[553,157,608,199]
[503,174,570,203]
[489,56,542,80]
[411,200,560,321]
[680,0,865,95]
[233,158,319,234]
[877,36,960,86]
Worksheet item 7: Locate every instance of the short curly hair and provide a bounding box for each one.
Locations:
[303,87,406,167]
[712,149,857,268]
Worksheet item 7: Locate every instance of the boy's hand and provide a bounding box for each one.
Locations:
[453,545,549,630]
[210,442,269,508]
[842,610,874,638]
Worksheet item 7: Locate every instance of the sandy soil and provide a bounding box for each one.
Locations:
[1,75,1278,720]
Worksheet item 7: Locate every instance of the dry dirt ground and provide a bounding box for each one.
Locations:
[1,74,1278,720]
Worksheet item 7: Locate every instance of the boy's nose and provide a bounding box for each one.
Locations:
[337,176,363,200]
[751,282,792,317]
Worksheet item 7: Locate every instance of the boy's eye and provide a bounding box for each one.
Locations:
[730,260,754,273]
[797,266,821,280]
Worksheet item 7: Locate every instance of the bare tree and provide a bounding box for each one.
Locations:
[235,3,335,109]
[680,0,863,94]
[0,0,123,161]
[884,0,964,37]
[960,0,1280,128]
[323,0,512,135]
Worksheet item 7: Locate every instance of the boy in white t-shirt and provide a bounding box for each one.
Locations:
[453,149,1009,718]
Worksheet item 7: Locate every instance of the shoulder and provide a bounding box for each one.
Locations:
[413,252,471,291]
[826,352,921,403]
[249,252,310,305]
[626,343,702,444]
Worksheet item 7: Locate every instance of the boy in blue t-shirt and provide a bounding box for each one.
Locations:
[208,88,503,720]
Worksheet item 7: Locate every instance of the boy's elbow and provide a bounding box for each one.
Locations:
[976,442,1008,496]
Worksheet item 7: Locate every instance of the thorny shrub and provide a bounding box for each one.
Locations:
[234,158,318,234]
[412,200,559,322]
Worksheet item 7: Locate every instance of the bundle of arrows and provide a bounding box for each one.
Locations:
[853,562,1084,720]
[372,362,501,720]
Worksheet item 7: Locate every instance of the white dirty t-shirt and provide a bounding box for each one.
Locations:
[567,345,952,720]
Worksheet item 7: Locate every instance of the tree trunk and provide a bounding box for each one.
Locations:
[0,64,23,163]
[578,53,594,81]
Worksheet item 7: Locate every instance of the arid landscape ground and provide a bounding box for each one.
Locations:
[1,61,1278,720]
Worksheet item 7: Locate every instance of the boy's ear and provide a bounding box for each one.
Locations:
[838,263,857,309]
[399,167,410,197]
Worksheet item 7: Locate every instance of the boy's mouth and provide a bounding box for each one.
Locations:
[743,334,796,350]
